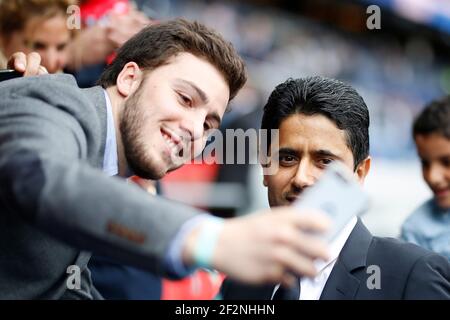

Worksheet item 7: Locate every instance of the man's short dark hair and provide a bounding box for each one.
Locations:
[97,18,247,101]
[413,95,450,139]
[261,76,370,169]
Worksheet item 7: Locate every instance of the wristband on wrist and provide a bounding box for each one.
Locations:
[192,217,224,269]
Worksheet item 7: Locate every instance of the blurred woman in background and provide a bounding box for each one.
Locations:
[0,0,76,73]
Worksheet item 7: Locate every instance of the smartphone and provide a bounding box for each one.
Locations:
[0,69,23,82]
[292,161,369,242]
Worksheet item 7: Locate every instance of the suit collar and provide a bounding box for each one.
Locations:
[337,218,373,270]
[320,219,373,299]
[82,86,108,131]
[221,281,274,300]
[81,86,108,168]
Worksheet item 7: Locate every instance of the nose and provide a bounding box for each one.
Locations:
[180,110,207,142]
[426,163,445,187]
[292,160,318,190]
[41,48,64,73]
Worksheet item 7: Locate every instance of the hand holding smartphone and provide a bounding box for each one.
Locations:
[292,161,369,242]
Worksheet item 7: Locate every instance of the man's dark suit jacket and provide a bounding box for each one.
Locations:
[221,220,450,299]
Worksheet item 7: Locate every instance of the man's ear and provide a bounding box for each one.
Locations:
[116,62,143,97]
[355,156,371,185]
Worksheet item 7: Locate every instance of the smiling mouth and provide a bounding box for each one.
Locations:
[434,188,450,197]
[161,128,184,157]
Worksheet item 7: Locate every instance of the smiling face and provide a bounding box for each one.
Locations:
[24,14,70,73]
[263,113,370,207]
[2,14,70,73]
[120,52,230,179]
[415,133,450,209]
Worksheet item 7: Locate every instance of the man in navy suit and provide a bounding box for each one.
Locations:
[221,77,450,300]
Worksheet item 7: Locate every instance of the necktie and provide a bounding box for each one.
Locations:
[272,278,301,300]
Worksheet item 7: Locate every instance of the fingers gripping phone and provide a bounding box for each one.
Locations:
[0,69,22,82]
[292,161,369,242]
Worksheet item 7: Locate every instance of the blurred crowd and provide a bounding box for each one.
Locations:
[171,0,450,160]
[0,0,449,300]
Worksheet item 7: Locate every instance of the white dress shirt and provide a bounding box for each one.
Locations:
[272,216,357,300]
[102,90,119,176]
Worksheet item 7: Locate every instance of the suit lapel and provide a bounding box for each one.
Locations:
[320,219,373,300]
[320,261,360,299]
[81,86,108,168]
[221,280,274,300]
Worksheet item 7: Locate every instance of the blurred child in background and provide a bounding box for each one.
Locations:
[401,96,450,260]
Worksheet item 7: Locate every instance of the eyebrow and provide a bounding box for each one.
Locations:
[314,149,341,159]
[176,79,209,104]
[278,148,298,156]
[420,154,450,161]
[277,148,342,160]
